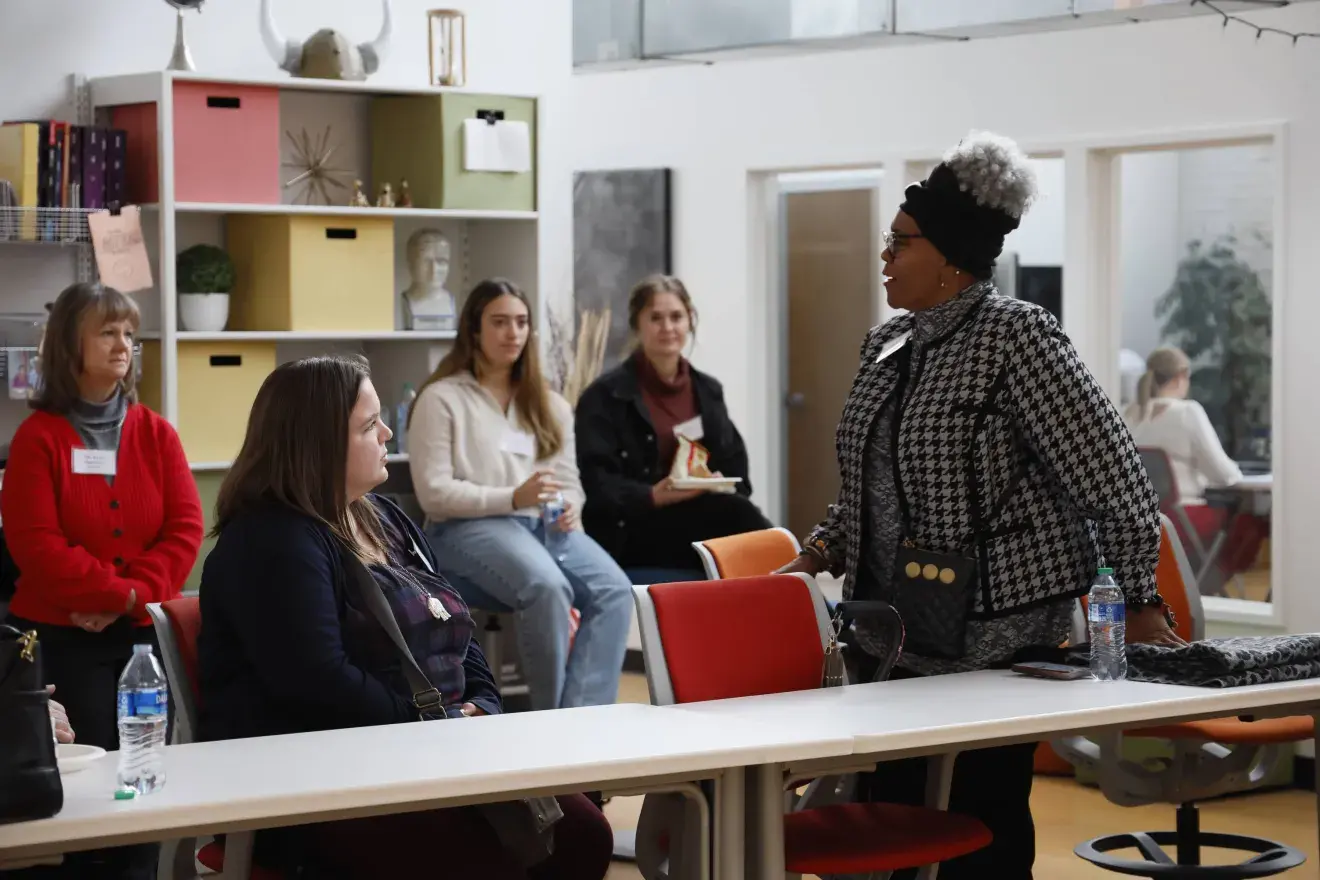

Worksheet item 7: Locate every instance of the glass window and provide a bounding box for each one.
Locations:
[1116,142,1274,610]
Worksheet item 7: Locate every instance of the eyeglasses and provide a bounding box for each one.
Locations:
[882,229,924,257]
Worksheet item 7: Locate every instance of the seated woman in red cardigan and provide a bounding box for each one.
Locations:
[1,282,203,879]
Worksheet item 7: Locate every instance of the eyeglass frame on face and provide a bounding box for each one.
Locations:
[882,229,925,258]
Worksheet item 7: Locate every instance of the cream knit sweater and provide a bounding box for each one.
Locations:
[408,371,587,524]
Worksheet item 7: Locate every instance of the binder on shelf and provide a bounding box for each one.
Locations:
[106,129,127,213]
[0,123,39,240]
[82,127,107,211]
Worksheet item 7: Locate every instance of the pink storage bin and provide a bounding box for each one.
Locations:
[113,81,280,205]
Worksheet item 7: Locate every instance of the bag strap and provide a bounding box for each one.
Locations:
[338,544,445,715]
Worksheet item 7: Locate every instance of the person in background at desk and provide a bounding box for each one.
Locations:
[197,354,613,880]
[1125,345,1243,544]
[1,282,203,880]
[575,274,771,572]
[407,278,632,712]
[777,132,1182,879]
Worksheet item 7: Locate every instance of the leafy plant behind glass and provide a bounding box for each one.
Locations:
[1156,235,1271,459]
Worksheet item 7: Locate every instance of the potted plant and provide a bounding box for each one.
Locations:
[176,244,236,332]
[1156,235,1272,459]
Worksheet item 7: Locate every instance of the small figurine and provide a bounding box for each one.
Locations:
[350,179,370,208]
[398,178,413,208]
[376,182,395,208]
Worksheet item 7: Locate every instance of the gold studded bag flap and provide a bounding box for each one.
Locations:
[891,543,977,661]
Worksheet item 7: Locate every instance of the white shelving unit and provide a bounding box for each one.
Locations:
[86,70,540,474]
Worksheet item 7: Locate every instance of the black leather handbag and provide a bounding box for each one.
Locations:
[0,624,63,824]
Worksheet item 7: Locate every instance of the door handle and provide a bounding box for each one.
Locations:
[785,392,806,409]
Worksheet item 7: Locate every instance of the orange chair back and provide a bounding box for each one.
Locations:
[1155,523,1196,644]
[697,528,801,579]
[649,575,823,703]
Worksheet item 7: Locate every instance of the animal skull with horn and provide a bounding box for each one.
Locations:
[260,0,393,81]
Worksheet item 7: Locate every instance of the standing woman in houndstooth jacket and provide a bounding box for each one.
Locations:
[779,132,1183,877]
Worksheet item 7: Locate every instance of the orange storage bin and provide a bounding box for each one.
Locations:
[114,82,280,205]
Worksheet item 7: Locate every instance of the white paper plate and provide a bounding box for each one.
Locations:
[56,743,106,775]
[672,477,743,491]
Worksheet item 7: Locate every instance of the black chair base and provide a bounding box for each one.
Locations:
[1076,830,1305,878]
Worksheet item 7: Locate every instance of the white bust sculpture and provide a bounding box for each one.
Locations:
[402,229,456,331]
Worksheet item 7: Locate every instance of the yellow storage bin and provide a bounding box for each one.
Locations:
[225,214,395,332]
[139,341,276,464]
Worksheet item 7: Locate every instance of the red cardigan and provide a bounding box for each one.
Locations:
[1,404,204,628]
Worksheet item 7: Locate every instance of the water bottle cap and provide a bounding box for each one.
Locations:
[1097,567,1114,575]
[132,644,154,655]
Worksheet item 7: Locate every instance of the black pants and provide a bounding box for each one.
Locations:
[853,667,1036,879]
[3,615,164,880]
[618,492,773,570]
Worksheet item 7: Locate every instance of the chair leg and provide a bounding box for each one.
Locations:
[160,836,198,879]
[1175,803,1201,867]
[217,831,254,880]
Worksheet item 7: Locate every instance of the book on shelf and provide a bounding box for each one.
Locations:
[0,119,127,239]
[0,123,39,240]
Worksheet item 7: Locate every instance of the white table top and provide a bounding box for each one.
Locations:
[0,702,852,860]
[672,670,1320,756]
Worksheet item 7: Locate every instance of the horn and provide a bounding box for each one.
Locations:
[358,0,393,76]
[259,0,303,75]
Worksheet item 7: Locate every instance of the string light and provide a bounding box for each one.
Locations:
[1191,0,1320,44]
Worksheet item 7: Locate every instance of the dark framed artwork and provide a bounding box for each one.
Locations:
[573,168,673,364]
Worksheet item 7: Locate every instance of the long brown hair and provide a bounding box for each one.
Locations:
[1132,346,1191,423]
[409,278,563,460]
[33,282,141,413]
[627,274,698,352]
[212,354,386,559]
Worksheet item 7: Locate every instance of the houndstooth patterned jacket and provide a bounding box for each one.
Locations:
[808,282,1161,618]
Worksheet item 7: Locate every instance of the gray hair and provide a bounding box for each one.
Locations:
[942,131,1038,220]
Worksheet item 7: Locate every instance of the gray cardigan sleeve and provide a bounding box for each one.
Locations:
[1001,308,1161,604]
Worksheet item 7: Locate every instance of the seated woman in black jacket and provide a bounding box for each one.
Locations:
[196,354,613,880]
[576,275,772,572]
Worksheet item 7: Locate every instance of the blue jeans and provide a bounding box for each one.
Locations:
[425,516,633,711]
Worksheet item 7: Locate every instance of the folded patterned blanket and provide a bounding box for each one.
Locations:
[1072,634,1320,688]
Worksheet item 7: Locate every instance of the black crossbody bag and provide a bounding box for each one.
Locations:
[338,540,564,867]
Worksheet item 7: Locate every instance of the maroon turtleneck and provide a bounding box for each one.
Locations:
[635,350,698,470]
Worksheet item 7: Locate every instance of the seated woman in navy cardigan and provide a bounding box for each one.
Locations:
[196,354,613,880]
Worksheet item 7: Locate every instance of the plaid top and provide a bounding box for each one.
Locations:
[369,550,477,718]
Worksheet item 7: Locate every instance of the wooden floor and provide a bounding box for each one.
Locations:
[605,673,1319,879]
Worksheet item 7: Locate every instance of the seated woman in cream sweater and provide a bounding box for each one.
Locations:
[407,278,632,711]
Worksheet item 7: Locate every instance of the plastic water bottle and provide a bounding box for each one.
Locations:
[541,490,568,564]
[117,644,168,795]
[1088,568,1128,681]
[396,384,416,456]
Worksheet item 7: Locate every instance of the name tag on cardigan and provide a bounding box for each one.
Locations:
[72,448,116,476]
[673,415,704,441]
[500,429,536,458]
[875,332,911,364]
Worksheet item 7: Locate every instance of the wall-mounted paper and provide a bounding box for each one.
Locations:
[87,205,152,293]
[462,119,531,174]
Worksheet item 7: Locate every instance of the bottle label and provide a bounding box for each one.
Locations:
[119,688,167,718]
[1089,602,1125,624]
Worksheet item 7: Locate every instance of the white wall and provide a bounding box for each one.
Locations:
[563,4,1320,633]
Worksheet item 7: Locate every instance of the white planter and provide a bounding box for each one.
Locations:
[178,293,230,332]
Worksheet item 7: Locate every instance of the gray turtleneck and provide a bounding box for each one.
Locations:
[67,392,127,485]
[855,282,1072,675]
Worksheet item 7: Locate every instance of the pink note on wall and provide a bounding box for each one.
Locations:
[87,206,153,293]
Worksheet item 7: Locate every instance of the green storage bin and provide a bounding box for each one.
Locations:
[183,469,226,593]
[371,92,537,212]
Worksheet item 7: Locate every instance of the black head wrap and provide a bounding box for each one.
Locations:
[899,163,1023,279]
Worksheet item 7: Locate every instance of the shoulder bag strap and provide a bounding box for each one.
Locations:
[338,544,445,715]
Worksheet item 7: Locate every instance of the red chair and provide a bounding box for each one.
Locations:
[148,599,280,880]
[632,574,992,877]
